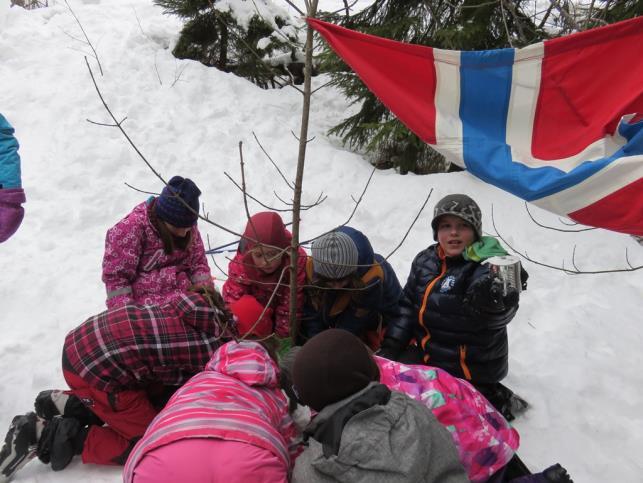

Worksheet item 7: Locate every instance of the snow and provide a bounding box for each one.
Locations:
[1,1,642,482]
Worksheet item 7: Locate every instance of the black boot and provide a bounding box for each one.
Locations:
[0,413,39,482]
[37,417,87,471]
[35,390,103,427]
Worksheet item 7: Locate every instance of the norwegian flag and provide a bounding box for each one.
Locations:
[309,17,643,236]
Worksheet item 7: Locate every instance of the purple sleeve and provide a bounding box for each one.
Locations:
[102,212,145,308]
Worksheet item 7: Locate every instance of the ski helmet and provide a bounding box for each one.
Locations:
[431,194,482,240]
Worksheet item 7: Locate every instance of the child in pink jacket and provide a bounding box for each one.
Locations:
[123,296,301,483]
[102,176,213,309]
[223,211,306,339]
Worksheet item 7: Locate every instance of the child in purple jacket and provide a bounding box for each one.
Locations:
[102,176,213,308]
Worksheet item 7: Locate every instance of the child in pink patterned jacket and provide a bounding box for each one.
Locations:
[102,176,213,309]
[223,211,306,339]
[123,301,301,483]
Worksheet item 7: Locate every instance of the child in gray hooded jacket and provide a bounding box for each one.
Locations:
[291,329,468,483]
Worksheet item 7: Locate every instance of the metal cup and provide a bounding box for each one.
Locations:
[484,255,522,296]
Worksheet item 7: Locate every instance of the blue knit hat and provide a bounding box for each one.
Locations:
[155,176,201,228]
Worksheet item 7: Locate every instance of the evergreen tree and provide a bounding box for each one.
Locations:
[318,0,546,174]
[155,0,304,88]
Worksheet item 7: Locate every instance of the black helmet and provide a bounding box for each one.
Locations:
[431,194,482,241]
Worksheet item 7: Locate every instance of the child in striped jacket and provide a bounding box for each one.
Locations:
[123,295,301,483]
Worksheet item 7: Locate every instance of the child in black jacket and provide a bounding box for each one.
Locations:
[380,194,528,420]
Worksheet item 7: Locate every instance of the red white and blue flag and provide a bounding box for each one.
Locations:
[309,17,643,236]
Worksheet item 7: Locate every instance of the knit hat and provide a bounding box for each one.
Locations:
[292,329,380,412]
[431,194,482,240]
[241,212,290,252]
[311,230,359,280]
[155,176,201,228]
[229,295,273,338]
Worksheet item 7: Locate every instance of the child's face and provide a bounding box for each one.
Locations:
[436,215,476,257]
[164,222,192,238]
[249,245,284,274]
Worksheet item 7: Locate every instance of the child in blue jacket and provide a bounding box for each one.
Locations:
[300,226,402,350]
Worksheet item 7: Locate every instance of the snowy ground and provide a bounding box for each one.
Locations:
[1,1,642,482]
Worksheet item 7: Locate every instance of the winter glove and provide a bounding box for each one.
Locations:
[470,275,520,312]
[229,295,274,338]
[0,187,25,243]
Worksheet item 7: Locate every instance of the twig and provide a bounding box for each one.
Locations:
[124,182,159,196]
[154,52,163,86]
[223,172,293,212]
[84,57,242,238]
[64,0,103,76]
[311,79,334,95]
[491,204,643,274]
[386,189,433,260]
[301,166,375,245]
[274,190,327,209]
[252,131,295,189]
[500,0,514,48]
[207,234,230,278]
[525,202,596,232]
[171,63,188,88]
[87,117,128,127]
[238,265,289,341]
[283,0,305,16]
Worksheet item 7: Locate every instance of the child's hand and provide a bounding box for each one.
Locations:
[469,275,505,312]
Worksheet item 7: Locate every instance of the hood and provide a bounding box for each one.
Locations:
[240,212,291,252]
[206,340,279,388]
[336,226,374,276]
[304,392,434,482]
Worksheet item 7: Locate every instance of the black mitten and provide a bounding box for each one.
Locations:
[503,286,520,309]
[470,275,505,312]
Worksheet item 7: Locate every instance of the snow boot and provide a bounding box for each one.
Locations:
[35,390,103,426]
[474,382,530,421]
[37,416,87,471]
[542,464,573,482]
[0,412,39,483]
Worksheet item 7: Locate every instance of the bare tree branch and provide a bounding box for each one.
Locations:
[123,182,159,196]
[252,131,295,189]
[301,166,376,245]
[223,171,293,212]
[274,190,327,209]
[283,0,305,16]
[525,202,596,232]
[499,0,514,47]
[84,57,243,238]
[491,204,643,274]
[64,0,103,76]
[386,189,433,260]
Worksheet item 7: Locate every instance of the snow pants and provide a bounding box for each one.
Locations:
[63,369,159,465]
[131,438,288,483]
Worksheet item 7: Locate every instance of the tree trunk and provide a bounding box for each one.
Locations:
[289,1,319,340]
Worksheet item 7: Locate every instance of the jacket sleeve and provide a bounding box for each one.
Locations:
[374,256,403,324]
[273,247,307,338]
[0,114,21,189]
[175,293,226,337]
[222,253,249,305]
[0,114,25,243]
[186,226,213,288]
[278,410,304,466]
[383,254,423,346]
[102,214,144,309]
